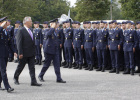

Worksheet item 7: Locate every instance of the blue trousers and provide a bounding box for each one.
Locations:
[0,58,11,89]
[124,51,134,69]
[39,53,62,81]
[64,47,72,63]
[110,50,119,68]
[85,48,94,65]
[35,45,42,60]
[97,49,107,68]
[74,47,83,65]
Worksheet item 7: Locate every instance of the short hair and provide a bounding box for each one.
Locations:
[23,16,31,24]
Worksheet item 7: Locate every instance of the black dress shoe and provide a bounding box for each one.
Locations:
[63,62,69,68]
[123,68,130,74]
[89,65,94,71]
[38,76,45,82]
[69,63,72,68]
[96,67,102,71]
[85,65,90,70]
[74,64,79,69]
[116,68,119,74]
[35,60,39,65]
[9,58,14,62]
[101,67,105,72]
[130,69,134,75]
[62,61,66,66]
[31,82,42,86]
[13,78,20,85]
[57,80,66,83]
[7,88,14,93]
[109,68,116,73]
[39,60,42,65]
[79,64,82,70]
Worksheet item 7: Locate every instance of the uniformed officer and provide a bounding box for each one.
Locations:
[96,21,109,72]
[55,22,64,66]
[82,21,88,68]
[108,20,123,74]
[42,21,50,62]
[6,19,14,62]
[14,20,21,63]
[117,22,122,29]
[131,22,135,30]
[135,21,140,74]
[119,21,126,71]
[0,17,15,92]
[33,21,43,65]
[61,21,67,66]
[123,21,138,75]
[63,21,73,68]
[38,19,66,83]
[84,21,96,71]
[42,21,50,51]
[73,21,84,69]
[92,22,96,30]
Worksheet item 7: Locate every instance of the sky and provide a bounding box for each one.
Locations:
[67,0,77,7]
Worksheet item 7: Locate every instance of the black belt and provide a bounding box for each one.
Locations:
[125,41,134,43]
[110,39,120,41]
[75,38,82,40]
[86,40,92,42]
[65,38,72,40]
[98,40,107,42]
[35,38,40,39]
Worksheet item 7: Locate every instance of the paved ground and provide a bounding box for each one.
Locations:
[0,62,140,100]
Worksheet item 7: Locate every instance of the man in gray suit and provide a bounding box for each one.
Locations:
[13,16,42,86]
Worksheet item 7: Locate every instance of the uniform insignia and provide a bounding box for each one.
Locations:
[37,34,38,35]
[105,29,106,31]
[69,34,70,36]
[52,37,54,39]
[109,32,112,34]
[116,28,118,30]
[130,37,132,38]
[89,35,91,37]
[104,35,106,37]
[116,35,118,37]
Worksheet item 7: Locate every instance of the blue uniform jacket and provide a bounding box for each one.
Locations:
[96,28,109,50]
[73,28,84,48]
[0,27,15,58]
[123,29,138,51]
[33,28,43,45]
[84,29,96,49]
[64,28,73,48]
[44,28,59,55]
[108,28,123,50]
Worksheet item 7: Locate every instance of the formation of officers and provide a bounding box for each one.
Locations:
[2,19,140,74]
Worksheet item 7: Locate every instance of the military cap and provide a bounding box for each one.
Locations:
[7,19,11,22]
[15,20,21,24]
[122,21,126,24]
[136,21,140,24]
[83,21,87,24]
[100,20,106,24]
[96,21,100,24]
[0,16,8,22]
[49,18,58,23]
[112,20,117,24]
[117,22,122,25]
[92,22,96,24]
[86,21,91,24]
[131,22,135,25]
[109,21,112,24]
[126,21,132,24]
[43,21,49,24]
[65,20,70,23]
[34,21,40,24]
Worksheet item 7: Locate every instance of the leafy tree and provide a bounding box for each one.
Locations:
[119,0,140,21]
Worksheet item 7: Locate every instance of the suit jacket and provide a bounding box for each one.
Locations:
[64,28,73,48]
[16,27,35,57]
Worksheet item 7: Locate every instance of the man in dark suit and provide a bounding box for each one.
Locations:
[0,17,15,92]
[13,16,42,86]
[38,19,66,83]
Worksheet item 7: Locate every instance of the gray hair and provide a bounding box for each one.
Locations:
[23,16,31,24]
